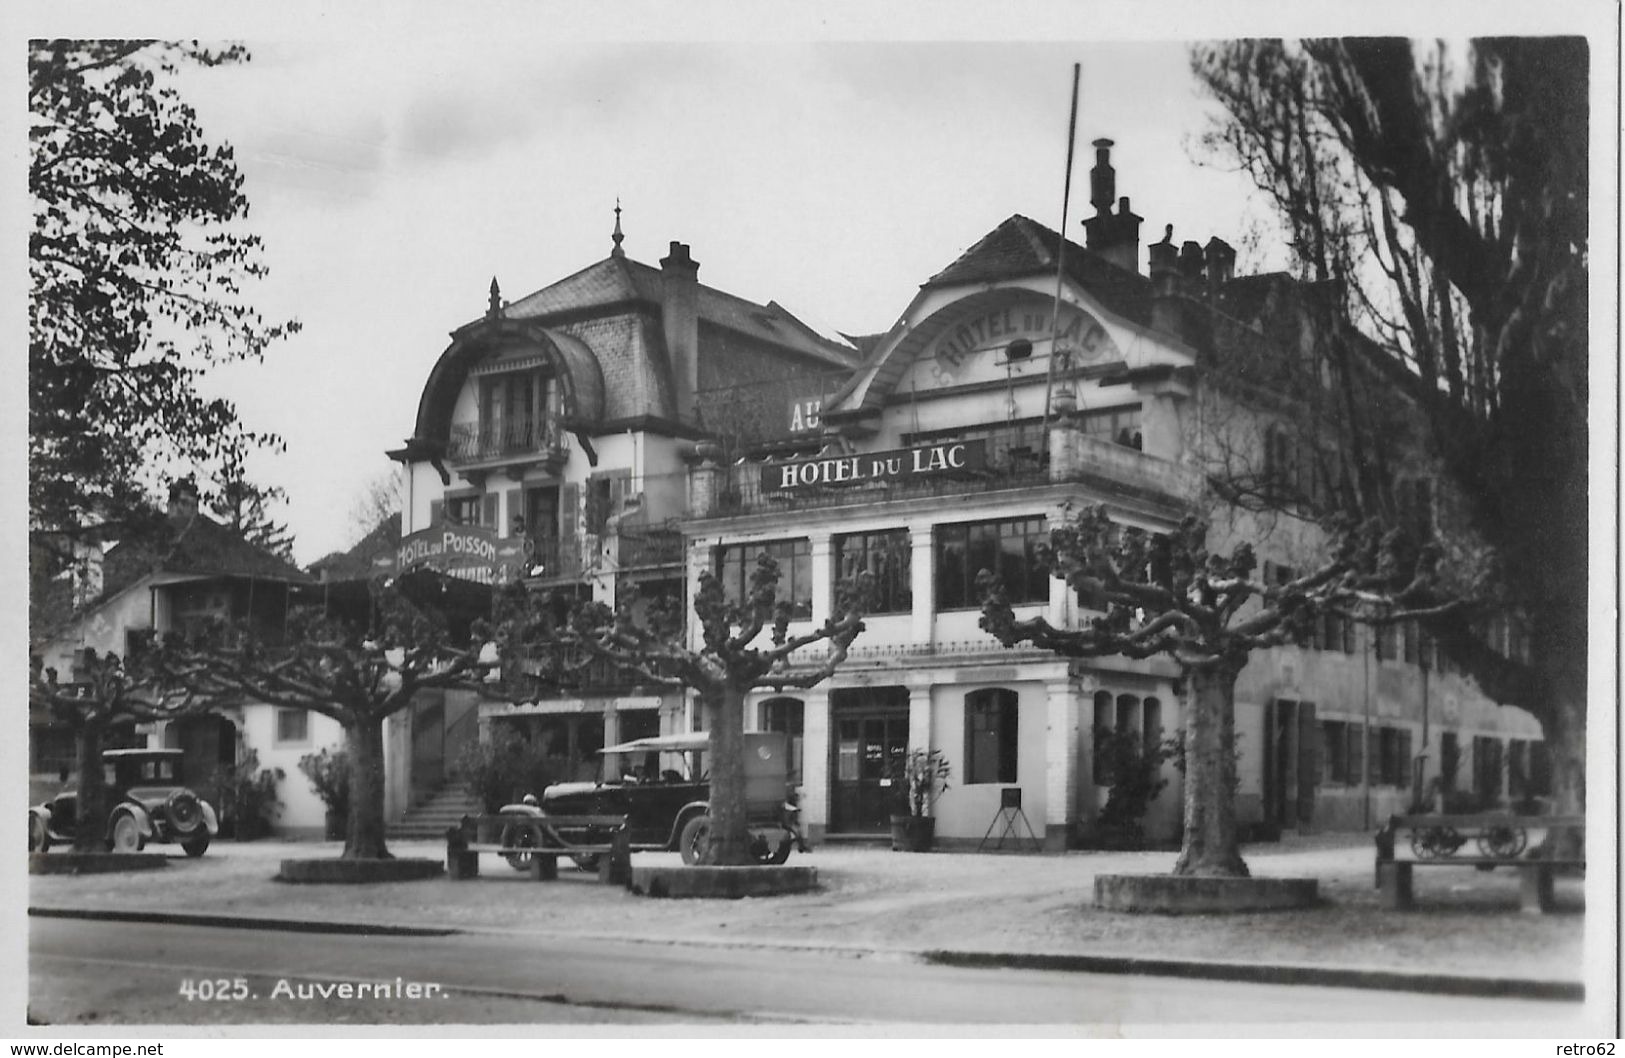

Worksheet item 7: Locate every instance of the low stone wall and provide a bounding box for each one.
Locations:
[29,853,169,875]
[1094,873,1319,914]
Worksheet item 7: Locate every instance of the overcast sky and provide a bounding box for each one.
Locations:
[12,2,1611,566]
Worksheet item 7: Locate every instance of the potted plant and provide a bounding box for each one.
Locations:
[888,748,950,852]
[298,746,350,841]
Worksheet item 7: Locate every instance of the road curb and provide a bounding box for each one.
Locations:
[920,950,1585,1002]
[28,906,458,938]
[28,904,1584,1002]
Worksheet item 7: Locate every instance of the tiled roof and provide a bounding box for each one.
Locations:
[502,254,855,369]
[307,513,401,582]
[924,215,1154,326]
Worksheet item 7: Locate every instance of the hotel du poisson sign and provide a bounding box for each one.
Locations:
[761,439,987,491]
[390,523,526,585]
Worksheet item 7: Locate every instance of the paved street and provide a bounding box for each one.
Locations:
[30,916,1585,1032]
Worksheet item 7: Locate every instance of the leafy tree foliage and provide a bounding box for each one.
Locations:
[502,556,867,866]
[30,40,297,554]
[981,504,1454,876]
[1191,38,1589,814]
[156,585,496,860]
[30,649,205,852]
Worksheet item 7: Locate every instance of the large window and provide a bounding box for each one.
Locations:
[1321,720,1349,784]
[834,529,912,614]
[715,538,812,619]
[1079,404,1143,450]
[1473,735,1504,798]
[760,698,805,785]
[1369,725,1412,786]
[965,688,1019,784]
[936,516,1048,609]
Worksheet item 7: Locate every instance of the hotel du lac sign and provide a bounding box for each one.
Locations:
[392,522,526,585]
[762,439,988,491]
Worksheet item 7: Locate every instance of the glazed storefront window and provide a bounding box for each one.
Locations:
[935,516,1048,609]
[834,529,912,614]
[715,538,812,619]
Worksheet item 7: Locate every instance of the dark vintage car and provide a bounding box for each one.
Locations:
[29,748,219,856]
[505,731,804,867]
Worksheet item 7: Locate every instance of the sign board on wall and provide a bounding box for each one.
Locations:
[760,439,987,491]
[787,397,822,435]
[395,523,525,586]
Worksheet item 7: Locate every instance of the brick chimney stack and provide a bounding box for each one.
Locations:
[660,241,700,426]
[167,478,200,522]
[1081,139,1143,274]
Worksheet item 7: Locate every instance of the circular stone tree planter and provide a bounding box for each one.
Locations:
[276,858,444,884]
[1094,873,1318,914]
[30,852,170,875]
[629,864,818,899]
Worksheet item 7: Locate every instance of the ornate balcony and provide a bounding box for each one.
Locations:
[447,415,568,478]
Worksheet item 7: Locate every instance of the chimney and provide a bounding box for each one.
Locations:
[71,540,104,610]
[167,478,200,522]
[1081,138,1143,274]
[1179,241,1206,280]
[1205,237,1236,289]
[1148,226,1183,337]
[659,241,700,426]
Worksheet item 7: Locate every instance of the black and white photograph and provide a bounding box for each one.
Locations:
[11,0,1619,1043]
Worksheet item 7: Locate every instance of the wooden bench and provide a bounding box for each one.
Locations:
[445,813,631,885]
[1373,814,1585,913]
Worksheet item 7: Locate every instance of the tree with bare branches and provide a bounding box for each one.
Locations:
[506,555,867,866]
[981,504,1458,877]
[156,585,497,860]
[29,649,206,853]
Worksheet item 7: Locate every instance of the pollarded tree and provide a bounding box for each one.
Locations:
[980,504,1457,877]
[30,40,297,559]
[508,555,867,866]
[29,649,205,853]
[156,584,496,860]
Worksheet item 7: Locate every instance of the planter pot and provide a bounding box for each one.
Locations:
[889,814,935,852]
[323,809,346,841]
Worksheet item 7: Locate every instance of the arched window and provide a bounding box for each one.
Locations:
[1091,691,1114,784]
[965,688,1019,784]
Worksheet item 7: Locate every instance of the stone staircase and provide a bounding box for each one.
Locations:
[387,781,482,842]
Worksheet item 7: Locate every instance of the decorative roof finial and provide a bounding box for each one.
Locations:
[487,276,502,320]
[611,198,625,258]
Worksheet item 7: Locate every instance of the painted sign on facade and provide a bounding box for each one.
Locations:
[787,397,822,435]
[396,523,525,585]
[762,439,987,491]
[929,302,1118,382]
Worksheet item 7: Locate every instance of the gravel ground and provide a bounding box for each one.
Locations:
[29,834,1590,983]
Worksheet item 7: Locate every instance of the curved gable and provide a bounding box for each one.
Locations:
[409,320,608,446]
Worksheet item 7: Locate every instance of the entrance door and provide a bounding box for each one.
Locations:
[828,688,909,833]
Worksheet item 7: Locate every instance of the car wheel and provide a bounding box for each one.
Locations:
[181,835,210,858]
[28,815,49,854]
[109,813,144,854]
[501,821,537,871]
[679,815,711,866]
[765,835,793,865]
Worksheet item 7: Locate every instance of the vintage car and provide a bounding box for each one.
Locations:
[505,731,805,867]
[29,748,219,856]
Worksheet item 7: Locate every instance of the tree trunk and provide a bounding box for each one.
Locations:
[1173,664,1250,877]
[701,683,753,866]
[72,723,108,853]
[342,714,392,860]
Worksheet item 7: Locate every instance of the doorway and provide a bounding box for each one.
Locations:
[1262,698,1317,829]
[828,687,909,834]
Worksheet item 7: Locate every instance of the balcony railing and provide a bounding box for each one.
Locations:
[692,430,1200,518]
[447,415,567,466]
[616,526,684,569]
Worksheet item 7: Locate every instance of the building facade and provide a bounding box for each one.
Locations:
[392,152,1546,845]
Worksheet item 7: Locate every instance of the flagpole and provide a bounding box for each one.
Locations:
[1040,63,1082,465]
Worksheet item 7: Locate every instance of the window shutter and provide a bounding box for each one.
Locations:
[428,499,443,528]
[1367,729,1382,784]
[482,493,499,529]
[504,488,520,536]
[559,482,579,571]
[1296,701,1317,824]
[1348,724,1364,785]
[610,468,631,513]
